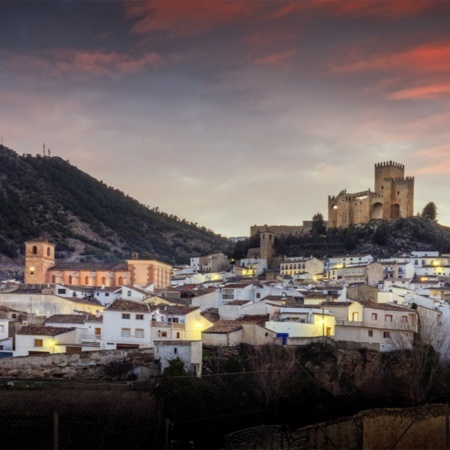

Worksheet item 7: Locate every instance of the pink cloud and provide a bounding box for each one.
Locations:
[332,42,450,75]
[254,49,297,67]
[124,0,256,37]
[8,49,162,80]
[387,83,450,100]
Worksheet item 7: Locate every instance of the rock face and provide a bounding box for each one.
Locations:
[0,348,155,380]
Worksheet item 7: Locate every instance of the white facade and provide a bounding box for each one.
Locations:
[15,327,77,356]
[154,340,202,376]
[102,300,152,350]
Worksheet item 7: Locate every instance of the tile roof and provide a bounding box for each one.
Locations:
[236,314,269,323]
[85,316,103,323]
[320,301,352,307]
[105,299,150,313]
[17,325,76,336]
[49,262,128,271]
[225,300,251,306]
[203,320,243,334]
[358,301,413,312]
[150,305,200,315]
[45,314,93,324]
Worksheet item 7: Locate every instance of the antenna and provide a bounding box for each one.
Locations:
[43,143,45,157]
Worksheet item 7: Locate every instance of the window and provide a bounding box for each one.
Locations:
[29,267,35,275]
[85,276,89,285]
[402,316,408,323]
[122,313,130,319]
[385,315,393,322]
[0,325,4,332]
[172,317,179,323]
[161,331,167,338]
[127,291,132,297]
[136,314,144,320]
[34,339,43,347]
[176,332,180,339]
[121,328,131,338]
[368,330,373,337]
[174,348,178,354]
[105,293,109,297]
[47,247,51,256]
[352,312,359,321]
[57,289,66,295]
[12,314,17,319]
[135,329,144,338]
[95,327,101,336]
[371,313,378,320]
[383,331,391,339]
[32,245,37,254]
[68,276,72,285]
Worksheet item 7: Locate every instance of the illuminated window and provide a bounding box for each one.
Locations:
[34,339,43,347]
[121,328,131,338]
[29,267,35,275]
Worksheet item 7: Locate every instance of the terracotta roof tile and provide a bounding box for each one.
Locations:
[105,299,150,313]
[45,314,93,324]
[17,325,76,336]
[203,320,243,334]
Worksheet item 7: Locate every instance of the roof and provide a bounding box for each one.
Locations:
[45,314,93,324]
[150,305,200,315]
[49,262,128,271]
[17,325,76,336]
[357,301,413,312]
[223,283,253,289]
[321,301,352,307]
[225,300,250,306]
[85,316,103,323]
[236,314,269,323]
[203,320,243,334]
[105,299,150,313]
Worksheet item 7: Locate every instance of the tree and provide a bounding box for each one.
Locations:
[311,212,326,236]
[422,202,437,221]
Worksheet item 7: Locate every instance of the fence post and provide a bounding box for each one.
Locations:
[446,404,449,450]
[53,412,59,450]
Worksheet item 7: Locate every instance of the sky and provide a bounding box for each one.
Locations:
[2,0,450,238]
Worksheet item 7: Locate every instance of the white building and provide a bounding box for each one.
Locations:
[103,299,152,350]
[154,340,202,376]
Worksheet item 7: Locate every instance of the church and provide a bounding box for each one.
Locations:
[24,238,172,289]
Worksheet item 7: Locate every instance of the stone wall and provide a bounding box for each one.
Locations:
[0,348,155,380]
[296,404,447,450]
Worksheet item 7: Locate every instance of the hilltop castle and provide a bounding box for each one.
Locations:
[328,161,414,228]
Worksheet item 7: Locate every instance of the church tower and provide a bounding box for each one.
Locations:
[260,230,274,265]
[24,238,55,284]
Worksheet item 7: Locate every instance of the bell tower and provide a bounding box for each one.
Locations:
[24,239,55,284]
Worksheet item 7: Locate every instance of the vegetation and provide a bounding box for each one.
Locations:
[421,201,438,221]
[0,145,231,267]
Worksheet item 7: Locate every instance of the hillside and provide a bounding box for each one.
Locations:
[0,145,230,278]
[233,216,450,261]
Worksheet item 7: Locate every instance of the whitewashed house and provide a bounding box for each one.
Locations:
[150,305,212,344]
[335,301,418,352]
[103,299,152,350]
[15,325,77,356]
[0,315,13,355]
[154,340,202,376]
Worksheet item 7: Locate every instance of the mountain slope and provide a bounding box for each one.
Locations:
[0,145,230,276]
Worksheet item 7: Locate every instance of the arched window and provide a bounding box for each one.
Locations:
[52,275,56,283]
[32,246,37,254]
[85,276,89,285]
[68,275,72,285]
[47,247,51,257]
[101,277,106,285]
[118,277,123,285]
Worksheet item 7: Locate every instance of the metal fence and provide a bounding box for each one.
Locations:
[1,366,449,449]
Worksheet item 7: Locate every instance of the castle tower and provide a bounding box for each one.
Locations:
[260,230,274,264]
[24,238,55,284]
[374,161,404,194]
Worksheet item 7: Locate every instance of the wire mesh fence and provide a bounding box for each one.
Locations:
[1,366,450,449]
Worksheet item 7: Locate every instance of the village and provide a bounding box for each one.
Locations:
[0,232,448,379]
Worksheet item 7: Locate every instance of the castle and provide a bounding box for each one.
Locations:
[24,238,172,289]
[328,161,414,228]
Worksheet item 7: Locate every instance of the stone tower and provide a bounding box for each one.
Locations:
[24,238,55,284]
[260,230,274,264]
[374,161,414,220]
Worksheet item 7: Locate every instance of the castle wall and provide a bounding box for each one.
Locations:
[329,162,414,228]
